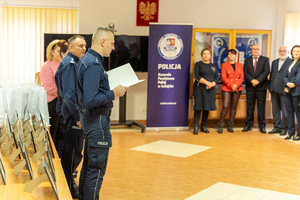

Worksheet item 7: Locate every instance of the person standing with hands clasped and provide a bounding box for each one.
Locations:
[76,26,128,200]
[192,48,220,135]
[242,44,270,133]
[283,45,300,140]
[268,46,291,135]
[217,49,244,133]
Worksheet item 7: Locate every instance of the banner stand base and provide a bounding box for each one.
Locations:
[146,127,189,132]
[110,93,146,133]
[111,120,146,133]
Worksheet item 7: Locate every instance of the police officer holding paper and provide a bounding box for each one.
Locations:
[76,26,128,200]
[55,35,87,198]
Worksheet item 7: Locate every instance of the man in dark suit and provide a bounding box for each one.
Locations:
[242,44,270,133]
[268,46,290,135]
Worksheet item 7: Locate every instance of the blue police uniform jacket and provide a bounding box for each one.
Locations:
[76,48,115,110]
[55,52,80,122]
[55,62,63,116]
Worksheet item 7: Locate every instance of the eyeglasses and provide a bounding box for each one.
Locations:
[279,50,287,52]
[252,48,260,50]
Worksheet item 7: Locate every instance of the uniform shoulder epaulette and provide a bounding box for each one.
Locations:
[70,58,76,64]
[93,57,100,65]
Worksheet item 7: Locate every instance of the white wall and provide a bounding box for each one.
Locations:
[286,0,300,13]
[275,0,300,52]
[79,0,278,34]
[78,0,289,121]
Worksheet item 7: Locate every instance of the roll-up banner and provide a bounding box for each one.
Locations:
[146,23,193,131]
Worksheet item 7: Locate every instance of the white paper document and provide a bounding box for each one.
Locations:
[106,63,145,89]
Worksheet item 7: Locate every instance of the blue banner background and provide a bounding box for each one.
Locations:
[146,24,193,128]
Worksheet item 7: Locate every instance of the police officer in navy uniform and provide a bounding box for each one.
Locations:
[56,40,68,158]
[76,27,128,200]
[55,35,87,198]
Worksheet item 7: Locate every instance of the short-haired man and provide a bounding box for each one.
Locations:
[242,44,270,133]
[76,27,128,200]
[268,46,291,135]
[55,35,87,198]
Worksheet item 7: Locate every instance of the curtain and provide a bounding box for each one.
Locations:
[0,7,78,83]
[284,13,300,50]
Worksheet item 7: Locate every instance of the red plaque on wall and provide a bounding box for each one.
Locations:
[136,0,159,26]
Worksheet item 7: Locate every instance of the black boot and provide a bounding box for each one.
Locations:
[193,125,199,135]
[193,111,200,135]
[200,122,209,133]
[217,122,225,134]
[227,121,234,133]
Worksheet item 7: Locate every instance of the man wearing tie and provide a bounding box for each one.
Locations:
[242,44,270,133]
[268,46,290,135]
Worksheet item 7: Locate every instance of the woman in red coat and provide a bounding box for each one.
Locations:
[218,49,244,133]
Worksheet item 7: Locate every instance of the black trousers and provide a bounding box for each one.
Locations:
[271,92,287,131]
[47,98,59,146]
[56,115,65,158]
[61,117,84,193]
[284,93,300,136]
[245,90,267,129]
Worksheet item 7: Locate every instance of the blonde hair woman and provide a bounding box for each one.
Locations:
[40,39,65,145]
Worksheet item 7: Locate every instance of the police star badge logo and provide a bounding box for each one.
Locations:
[247,38,257,46]
[214,38,224,49]
[157,33,184,60]
[139,1,157,21]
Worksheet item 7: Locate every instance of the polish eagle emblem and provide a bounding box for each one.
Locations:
[139,1,157,21]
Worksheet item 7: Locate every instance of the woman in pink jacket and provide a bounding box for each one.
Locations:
[40,39,64,144]
[218,49,244,133]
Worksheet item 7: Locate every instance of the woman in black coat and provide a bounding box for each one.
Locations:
[193,48,220,134]
[283,45,300,140]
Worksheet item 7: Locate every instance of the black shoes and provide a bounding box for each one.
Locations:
[284,135,300,140]
[217,122,225,134]
[284,135,293,140]
[200,122,209,133]
[293,136,300,141]
[227,121,234,133]
[193,126,199,135]
[193,123,209,134]
[268,129,281,134]
[242,126,266,133]
[259,128,266,134]
[280,131,287,136]
[242,126,251,132]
